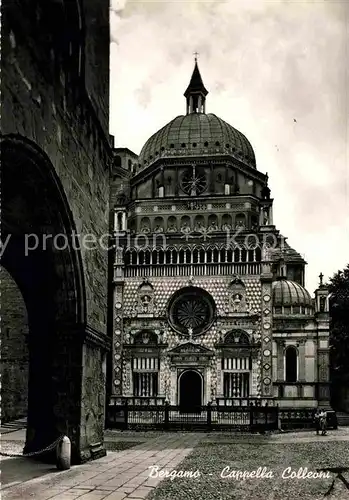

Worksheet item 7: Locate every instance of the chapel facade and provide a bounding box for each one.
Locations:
[109,61,331,410]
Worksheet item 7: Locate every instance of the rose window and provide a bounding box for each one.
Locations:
[180,168,207,196]
[168,287,215,335]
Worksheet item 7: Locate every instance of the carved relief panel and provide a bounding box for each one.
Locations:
[225,276,250,313]
[132,278,158,316]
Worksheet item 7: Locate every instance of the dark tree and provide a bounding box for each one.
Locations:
[329,264,349,408]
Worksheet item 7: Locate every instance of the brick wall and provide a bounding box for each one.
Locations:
[0,266,29,422]
[2,0,111,334]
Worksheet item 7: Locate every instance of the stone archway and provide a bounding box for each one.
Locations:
[1,136,106,463]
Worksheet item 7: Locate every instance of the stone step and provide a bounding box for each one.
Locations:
[336,412,349,426]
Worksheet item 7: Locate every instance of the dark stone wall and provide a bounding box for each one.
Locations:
[84,0,110,136]
[80,343,107,461]
[0,266,29,422]
[1,0,112,460]
[1,0,111,335]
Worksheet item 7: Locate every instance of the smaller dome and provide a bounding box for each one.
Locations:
[272,278,313,314]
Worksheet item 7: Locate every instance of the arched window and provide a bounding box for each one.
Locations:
[213,249,219,263]
[158,250,164,265]
[255,247,262,262]
[131,250,137,265]
[285,346,298,383]
[179,250,185,264]
[199,249,205,263]
[144,250,151,265]
[114,155,122,168]
[152,250,158,265]
[117,213,122,230]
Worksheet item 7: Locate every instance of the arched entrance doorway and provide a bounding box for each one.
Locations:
[0,136,101,463]
[179,370,203,413]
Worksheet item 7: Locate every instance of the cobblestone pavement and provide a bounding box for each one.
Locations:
[1,433,202,500]
[1,428,348,500]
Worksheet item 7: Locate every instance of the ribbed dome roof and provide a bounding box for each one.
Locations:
[272,278,312,308]
[137,113,256,172]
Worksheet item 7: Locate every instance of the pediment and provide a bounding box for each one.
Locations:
[168,341,214,355]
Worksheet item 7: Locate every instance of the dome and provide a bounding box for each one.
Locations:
[272,278,313,314]
[137,113,256,172]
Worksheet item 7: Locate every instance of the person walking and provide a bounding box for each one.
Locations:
[314,408,327,435]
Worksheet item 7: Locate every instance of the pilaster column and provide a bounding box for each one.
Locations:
[317,347,331,407]
[158,351,167,396]
[112,281,124,396]
[260,247,274,398]
[276,341,284,381]
[298,340,306,381]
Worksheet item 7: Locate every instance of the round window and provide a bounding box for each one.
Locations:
[168,287,215,335]
[180,168,207,196]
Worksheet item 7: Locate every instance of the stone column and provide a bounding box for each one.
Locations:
[259,207,264,226]
[170,367,177,405]
[123,359,133,397]
[205,366,211,404]
[216,352,223,397]
[269,205,274,225]
[251,356,259,397]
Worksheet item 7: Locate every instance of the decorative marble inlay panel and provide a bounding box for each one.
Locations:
[123,277,262,318]
[119,275,266,402]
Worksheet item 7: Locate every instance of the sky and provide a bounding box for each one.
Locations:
[109,0,349,294]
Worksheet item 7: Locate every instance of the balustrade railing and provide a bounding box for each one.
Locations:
[110,396,166,406]
[216,397,276,407]
[125,262,261,278]
[106,400,279,432]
